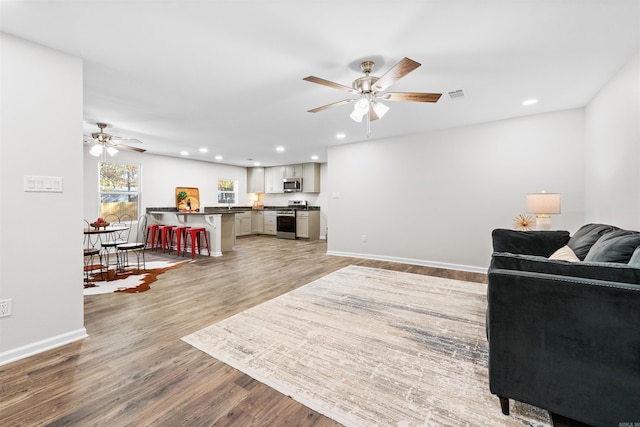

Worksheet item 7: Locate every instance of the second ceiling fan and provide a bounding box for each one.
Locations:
[303,57,442,131]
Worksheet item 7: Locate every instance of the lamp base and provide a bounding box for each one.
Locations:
[535,215,552,231]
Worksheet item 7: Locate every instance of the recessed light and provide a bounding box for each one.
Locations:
[215,155,223,160]
[254,162,261,166]
[180,151,189,156]
[311,155,319,160]
[199,148,208,153]
[276,146,285,152]
[336,133,346,139]
[522,98,538,106]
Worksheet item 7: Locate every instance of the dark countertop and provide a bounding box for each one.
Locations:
[147,205,320,215]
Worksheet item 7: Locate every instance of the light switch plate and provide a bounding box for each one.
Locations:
[24,175,63,192]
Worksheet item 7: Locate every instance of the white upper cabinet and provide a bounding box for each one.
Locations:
[247,167,265,194]
[284,164,303,178]
[302,163,320,193]
[265,166,285,194]
[259,163,320,194]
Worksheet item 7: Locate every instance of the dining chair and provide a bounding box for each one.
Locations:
[116,215,147,273]
[100,214,132,277]
[83,220,104,282]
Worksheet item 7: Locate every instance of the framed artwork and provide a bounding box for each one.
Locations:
[176,187,200,211]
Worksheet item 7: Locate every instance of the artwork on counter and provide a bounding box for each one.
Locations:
[176,187,200,212]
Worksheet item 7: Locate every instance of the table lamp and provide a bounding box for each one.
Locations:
[526,192,561,230]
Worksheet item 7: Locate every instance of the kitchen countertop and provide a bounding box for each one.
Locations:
[147,205,320,215]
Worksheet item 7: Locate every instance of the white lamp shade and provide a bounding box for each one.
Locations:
[89,144,103,157]
[350,110,364,122]
[526,192,561,214]
[106,146,119,156]
[373,101,390,118]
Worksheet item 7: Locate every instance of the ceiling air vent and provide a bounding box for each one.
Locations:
[448,89,465,100]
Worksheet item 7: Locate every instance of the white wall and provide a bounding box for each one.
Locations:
[327,109,586,271]
[584,52,640,229]
[0,34,85,364]
[83,149,249,220]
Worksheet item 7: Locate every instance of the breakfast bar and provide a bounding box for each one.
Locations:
[146,209,236,256]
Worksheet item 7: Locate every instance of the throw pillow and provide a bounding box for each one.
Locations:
[628,246,640,268]
[548,245,580,262]
[584,229,640,263]
[567,223,619,260]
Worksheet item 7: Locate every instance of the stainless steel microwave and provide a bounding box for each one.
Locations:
[283,178,302,192]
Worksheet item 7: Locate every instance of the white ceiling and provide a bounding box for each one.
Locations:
[1,0,639,167]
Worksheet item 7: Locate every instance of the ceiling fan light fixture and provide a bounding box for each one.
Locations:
[373,101,390,119]
[350,109,364,122]
[89,144,103,157]
[107,146,118,156]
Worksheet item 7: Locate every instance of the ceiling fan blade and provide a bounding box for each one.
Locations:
[114,144,146,153]
[303,76,357,93]
[307,99,353,113]
[381,92,442,103]
[112,137,143,144]
[373,57,421,92]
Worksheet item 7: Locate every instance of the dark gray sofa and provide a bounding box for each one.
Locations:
[487,224,640,427]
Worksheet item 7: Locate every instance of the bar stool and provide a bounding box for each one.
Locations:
[183,227,210,259]
[145,224,161,250]
[169,225,189,256]
[157,225,174,253]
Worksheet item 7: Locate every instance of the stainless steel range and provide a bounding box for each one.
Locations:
[276,200,307,239]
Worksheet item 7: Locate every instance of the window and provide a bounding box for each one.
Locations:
[99,162,140,219]
[217,179,236,205]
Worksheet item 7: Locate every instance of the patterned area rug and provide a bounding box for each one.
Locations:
[84,260,187,295]
[183,265,550,427]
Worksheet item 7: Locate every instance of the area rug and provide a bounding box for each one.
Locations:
[84,260,187,295]
[182,265,550,427]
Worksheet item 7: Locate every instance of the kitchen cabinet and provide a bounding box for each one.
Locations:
[247,167,265,194]
[284,164,303,178]
[296,210,320,240]
[235,211,252,237]
[302,163,320,193]
[265,166,285,194]
[263,211,277,235]
[251,210,264,234]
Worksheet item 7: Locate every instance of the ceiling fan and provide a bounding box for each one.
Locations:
[303,57,442,135]
[85,123,146,158]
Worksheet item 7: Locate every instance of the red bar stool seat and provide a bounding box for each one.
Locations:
[157,225,174,253]
[183,227,210,259]
[170,226,189,256]
[145,224,161,250]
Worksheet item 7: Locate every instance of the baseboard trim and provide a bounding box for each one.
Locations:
[326,250,487,274]
[0,328,88,367]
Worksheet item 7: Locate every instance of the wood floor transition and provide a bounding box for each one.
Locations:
[0,235,486,426]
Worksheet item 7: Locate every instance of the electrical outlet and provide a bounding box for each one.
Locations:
[0,299,12,317]
[361,234,367,243]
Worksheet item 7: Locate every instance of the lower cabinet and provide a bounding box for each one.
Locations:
[263,211,277,235]
[251,210,264,234]
[235,211,252,237]
[296,211,320,240]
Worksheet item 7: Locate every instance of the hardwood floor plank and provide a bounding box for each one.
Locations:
[0,235,486,426]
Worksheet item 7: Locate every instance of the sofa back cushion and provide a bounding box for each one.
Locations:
[584,229,640,263]
[567,223,619,260]
[490,252,640,285]
[492,229,570,257]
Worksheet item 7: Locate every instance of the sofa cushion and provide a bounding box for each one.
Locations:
[490,252,640,285]
[567,223,619,260]
[549,245,580,262]
[492,229,570,257]
[584,229,640,263]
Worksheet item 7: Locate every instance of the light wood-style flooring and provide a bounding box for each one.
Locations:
[0,236,486,426]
